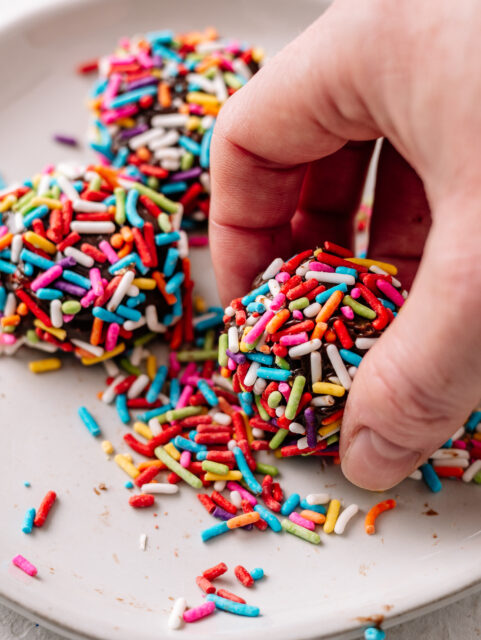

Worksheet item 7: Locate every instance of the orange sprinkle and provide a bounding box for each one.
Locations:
[158,82,171,108]
[17,302,28,316]
[300,510,326,525]
[120,226,134,243]
[110,233,124,249]
[324,328,337,343]
[365,499,397,535]
[266,309,290,334]
[170,320,183,351]
[0,232,13,250]
[321,409,344,426]
[226,511,260,529]
[316,290,344,323]
[1,314,20,327]
[117,242,133,259]
[311,321,328,341]
[220,367,231,378]
[137,460,166,471]
[217,396,233,416]
[90,317,103,346]
[91,165,119,189]
[136,147,151,162]
[178,104,190,115]
[152,271,177,305]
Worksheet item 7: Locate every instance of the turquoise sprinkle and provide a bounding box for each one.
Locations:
[23,263,34,276]
[115,394,130,424]
[23,481,31,488]
[280,493,300,516]
[173,435,207,454]
[161,181,188,195]
[197,379,219,407]
[200,124,214,168]
[137,404,172,423]
[103,194,116,206]
[109,85,157,109]
[196,451,207,461]
[0,286,7,308]
[299,499,326,514]
[23,204,49,228]
[112,146,129,168]
[466,411,481,432]
[126,292,146,308]
[246,301,265,313]
[206,594,260,617]
[169,377,180,405]
[233,447,262,494]
[109,252,148,275]
[201,520,230,542]
[124,481,134,489]
[421,463,442,493]
[152,43,182,62]
[178,136,201,155]
[145,30,174,43]
[92,307,124,324]
[194,312,223,332]
[78,406,101,437]
[364,628,386,640]
[155,231,181,246]
[378,297,396,311]
[250,568,264,581]
[165,272,185,294]
[90,77,108,98]
[90,142,114,161]
[335,266,357,277]
[254,504,282,532]
[246,352,274,365]
[116,304,142,322]
[163,247,179,277]
[238,392,254,417]
[20,249,54,270]
[125,189,144,228]
[339,349,363,367]
[145,365,168,404]
[241,282,270,306]
[36,288,64,300]
[0,259,17,274]
[256,367,291,381]
[22,508,36,534]
[316,283,348,304]
[63,270,91,290]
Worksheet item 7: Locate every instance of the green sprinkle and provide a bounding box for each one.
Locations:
[473,470,481,484]
[126,182,179,213]
[218,333,228,367]
[285,375,306,420]
[326,434,339,446]
[26,329,39,344]
[255,462,279,477]
[281,518,321,544]
[342,295,376,320]
[155,446,203,489]
[202,460,229,475]
[223,72,243,89]
[133,332,156,347]
[119,358,141,376]
[14,189,35,212]
[267,390,282,409]
[204,329,216,352]
[176,349,219,362]
[147,176,159,190]
[51,185,61,200]
[180,152,194,171]
[88,173,102,191]
[275,356,290,370]
[288,297,309,311]
[269,428,289,450]
[2,325,15,334]
[157,213,172,232]
[254,394,270,421]
[166,406,204,421]
[114,187,126,225]
[61,300,81,315]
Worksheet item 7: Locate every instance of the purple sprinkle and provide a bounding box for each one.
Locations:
[119,124,149,141]
[151,55,163,67]
[57,256,76,268]
[225,349,246,364]
[53,134,79,147]
[212,506,232,521]
[55,281,86,296]
[170,168,203,182]
[125,76,159,91]
[304,407,317,449]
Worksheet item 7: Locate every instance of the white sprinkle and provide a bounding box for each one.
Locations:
[149,130,180,151]
[103,359,120,377]
[146,305,167,332]
[124,317,147,331]
[408,469,422,480]
[369,264,402,288]
[230,490,242,508]
[310,351,322,383]
[148,417,163,436]
[266,279,280,297]
[348,366,358,378]
[4,292,16,316]
[107,270,135,311]
[25,339,57,353]
[151,113,189,128]
[187,73,216,93]
[72,199,107,213]
[288,338,321,359]
[129,345,144,367]
[432,457,469,469]
[196,39,228,53]
[151,147,183,161]
[326,344,352,390]
[297,435,318,450]
[141,483,179,494]
[57,162,85,180]
[311,395,335,407]
[56,174,81,201]
[177,230,188,259]
[139,533,147,551]
[212,373,234,392]
[170,204,184,232]
[70,221,115,234]
[102,374,126,404]
[71,339,104,357]
[252,427,264,439]
[201,115,215,130]
[262,257,284,280]
[450,426,465,441]
[306,270,356,285]
[64,246,95,268]
[168,597,187,630]
[295,263,310,277]
[214,480,226,492]
[304,302,321,318]
[12,212,25,233]
[224,306,235,317]
[334,504,359,534]
[246,315,258,326]
[3,336,26,355]
[289,422,305,435]
[233,57,253,80]
[160,158,181,171]
[253,378,267,395]
[129,127,165,150]
[275,406,285,417]
[200,171,211,193]
[431,448,470,460]
[213,412,232,426]
[10,234,23,263]
[213,70,228,102]
[227,326,239,354]
[244,362,260,387]
[50,299,63,328]
[127,374,150,399]
[37,174,51,197]
[462,460,481,483]
[328,375,342,385]
[306,493,330,505]
[355,337,379,350]
[227,439,237,451]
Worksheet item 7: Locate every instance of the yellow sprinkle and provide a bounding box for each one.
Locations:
[33,319,66,341]
[101,440,114,455]
[81,343,125,365]
[146,355,157,381]
[32,174,41,188]
[28,358,62,374]
[123,453,133,463]
[242,412,254,445]
[132,278,157,290]
[240,326,255,352]
[186,91,219,107]
[30,197,62,209]
[133,421,153,441]
[323,499,341,534]
[114,454,139,479]
[318,420,343,438]
[204,471,243,482]
[186,116,201,131]
[273,449,283,459]
[117,117,137,128]
[346,257,398,276]
[164,442,181,461]
[23,232,56,255]
[194,295,207,314]
[0,194,17,212]
[251,47,265,63]
[312,382,346,397]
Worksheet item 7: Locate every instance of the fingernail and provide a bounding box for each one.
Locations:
[341,427,421,490]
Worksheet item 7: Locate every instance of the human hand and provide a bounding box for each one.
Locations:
[209,0,481,490]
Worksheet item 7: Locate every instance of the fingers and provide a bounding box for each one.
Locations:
[210,7,380,305]
[340,205,481,490]
[367,139,431,287]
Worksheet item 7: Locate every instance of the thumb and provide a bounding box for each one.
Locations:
[340,207,481,490]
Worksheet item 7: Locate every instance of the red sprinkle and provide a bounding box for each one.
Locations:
[129,494,155,508]
[234,565,254,588]
[33,491,57,527]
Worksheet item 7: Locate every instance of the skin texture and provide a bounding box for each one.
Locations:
[209,0,481,490]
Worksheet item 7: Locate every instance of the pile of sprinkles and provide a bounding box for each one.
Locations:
[0,162,192,359]
[87,28,263,231]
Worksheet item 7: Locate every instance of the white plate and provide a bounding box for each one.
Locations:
[1,1,481,639]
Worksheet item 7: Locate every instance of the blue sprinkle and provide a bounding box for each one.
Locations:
[299,499,326,514]
[89,141,114,161]
[253,504,282,532]
[178,136,201,155]
[126,292,146,308]
[173,435,207,454]
[124,481,134,489]
[145,30,174,44]
[63,270,91,290]
[22,508,36,534]
[315,283,348,304]
[197,379,218,407]
[152,43,182,62]
[103,194,116,207]
[0,259,16,274]
[169,377,180,406]
[137,404,172,423]
[188,430,197,442]
[250,567,264,581]
[20,249,54,270]
[246,301,265,313]
[335,266,357,277]
[23,205,49,228]
[112,146,129,169]
[280,493,300,516]
[201,520,230,542]
[163,247,179,278]
[23,481,31,488]
[233,447,262,494]
[92,307,124,324]
[90,77,108,98]
[246,352,274,365]
[78,406,101,437]
[161,182,188,195]
[23,263,34,277]
[155,231,181,246]
[466,411,481,432]
[339,349,363,367]
[256,367,291,381]
[206,594,260,617]
[200,123,214,169]
[238,392,254,416]
[125,189,144,228]
[0,287,5,312]
[194,313,223,333]
[165,272,185,294]
[36,288,64,300]
[421,463,442,493]
[109,85,157,109]
[364,628,386,640]
[242,283,270,306]
[116,304,142,322]
[378,297,396,311]
[145,365,167,404]
[115,394,130,424]
[196,451,207,461]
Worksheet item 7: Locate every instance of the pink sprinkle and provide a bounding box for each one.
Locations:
[101,105,139,125]
[280,332,308,346]
[169,352,181,376]
[99,240,119,264]
[289,512,315,531]
[183,600,215,623]
[376,279,405,307]
[276,272,290,283]
[219,57,235,71]
[0,226,8,238]
[270,292,286,312]
[351,287,361,299]
[12,554,37,577]
[31,264,63,292]
[453,440,467,449]
[308,261,335,273]
[63,314,75,323]
[226,481,257,505]
[278,382,291,402]
[176,384,193,409]
[42,164,55,174]
[188,235,209,247]
[244,309,274,344]
[341,305,354,320]
[0,334,16,345]
[188,104,204,116]
[80,289,97,308]
[102,73,122,109]
[180,362,197,384]
[137,49,154,69]
[180,451,191,468]
[292,310,303,321]
[228,357,236,371]
[105,322,120,351]
[108,53,136,65]
[89,267,104,296]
